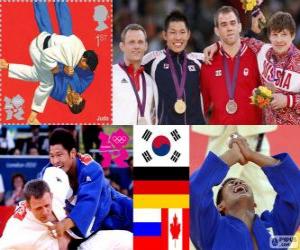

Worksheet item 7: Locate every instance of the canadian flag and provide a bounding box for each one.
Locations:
[169,209,184,250]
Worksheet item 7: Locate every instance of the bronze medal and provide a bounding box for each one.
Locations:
[138,117,148,125]
[222,47,241,116]
[226,99,238,114]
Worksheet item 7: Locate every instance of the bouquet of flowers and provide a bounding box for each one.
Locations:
[250,86,273,109]
[241,0,258,12]
[241,0,266,29]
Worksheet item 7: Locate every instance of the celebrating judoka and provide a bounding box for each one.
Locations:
[190,134,300,250]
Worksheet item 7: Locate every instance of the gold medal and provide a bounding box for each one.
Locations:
[138,117,148,125]
[226,99,238,114]
[174,99,187,114]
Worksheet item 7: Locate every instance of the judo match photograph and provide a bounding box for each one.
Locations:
[0,125,133,250]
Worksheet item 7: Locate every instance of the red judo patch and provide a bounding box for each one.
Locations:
[13,201,28,221]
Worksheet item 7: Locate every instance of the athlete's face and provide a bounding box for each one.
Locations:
[27,192,53,223]
[217,178,255,215]
[215,12,241,46]
[269,29,295,55]
[78,58,90,70]
[49,144,76,173]
[163,21,190,53]
[120,29,148,64]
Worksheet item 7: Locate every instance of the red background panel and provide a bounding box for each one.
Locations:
[1,1,112,124]
[0,206,15,237]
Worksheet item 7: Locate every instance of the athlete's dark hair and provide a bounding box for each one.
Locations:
[83,50,98,72]
[49,128,76,152]
[216,178,237,216]
[267,11,296,37]
[68,98,86,114]
[164,10,190,31]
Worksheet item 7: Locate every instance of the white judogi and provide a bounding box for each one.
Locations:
[44,167,133,250]
[0,167,70,250]
[43,167,73,223]
[0,202,59,250]
[0,167,133,250]
[8,32,85,113]
[112,63,158,125]
[78,230,133,250]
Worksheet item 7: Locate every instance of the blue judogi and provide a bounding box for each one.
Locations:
[50,63,94,103]
[41,155,133,238]
[34,2,94,103]
[190,152,300,250]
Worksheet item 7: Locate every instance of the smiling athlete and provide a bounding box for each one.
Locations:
[245,11,300,124]
[42,128,133,249]
[142,11,205,125]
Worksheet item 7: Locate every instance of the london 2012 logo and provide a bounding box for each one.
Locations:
[99,128,131,168]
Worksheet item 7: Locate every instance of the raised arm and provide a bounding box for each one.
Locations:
[229,137,279,167]
[190,144,245,249]
[260,153,300,236]
[200,65,212,119]
[230,136,300,236]
[243,10,266,54]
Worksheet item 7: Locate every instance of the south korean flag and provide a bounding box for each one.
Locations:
[134,126,189,167]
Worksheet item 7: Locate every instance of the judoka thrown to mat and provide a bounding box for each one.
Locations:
[0,2,98,124]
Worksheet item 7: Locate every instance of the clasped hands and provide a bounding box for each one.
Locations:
[226,134,254,166]
[51,65,74,76]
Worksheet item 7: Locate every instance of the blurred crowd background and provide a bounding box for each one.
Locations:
[113,0,300,62]
[0,125,133,209]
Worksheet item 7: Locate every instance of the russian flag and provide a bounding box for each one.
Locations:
[134,209,161,236]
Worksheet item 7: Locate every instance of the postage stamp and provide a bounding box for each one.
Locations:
[0,0,112,124]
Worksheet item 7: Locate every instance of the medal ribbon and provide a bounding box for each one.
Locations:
[222,48,241,100]
[166,49,188,100]
[119,63,147,117]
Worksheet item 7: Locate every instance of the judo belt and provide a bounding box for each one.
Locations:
[43,35,52,50]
